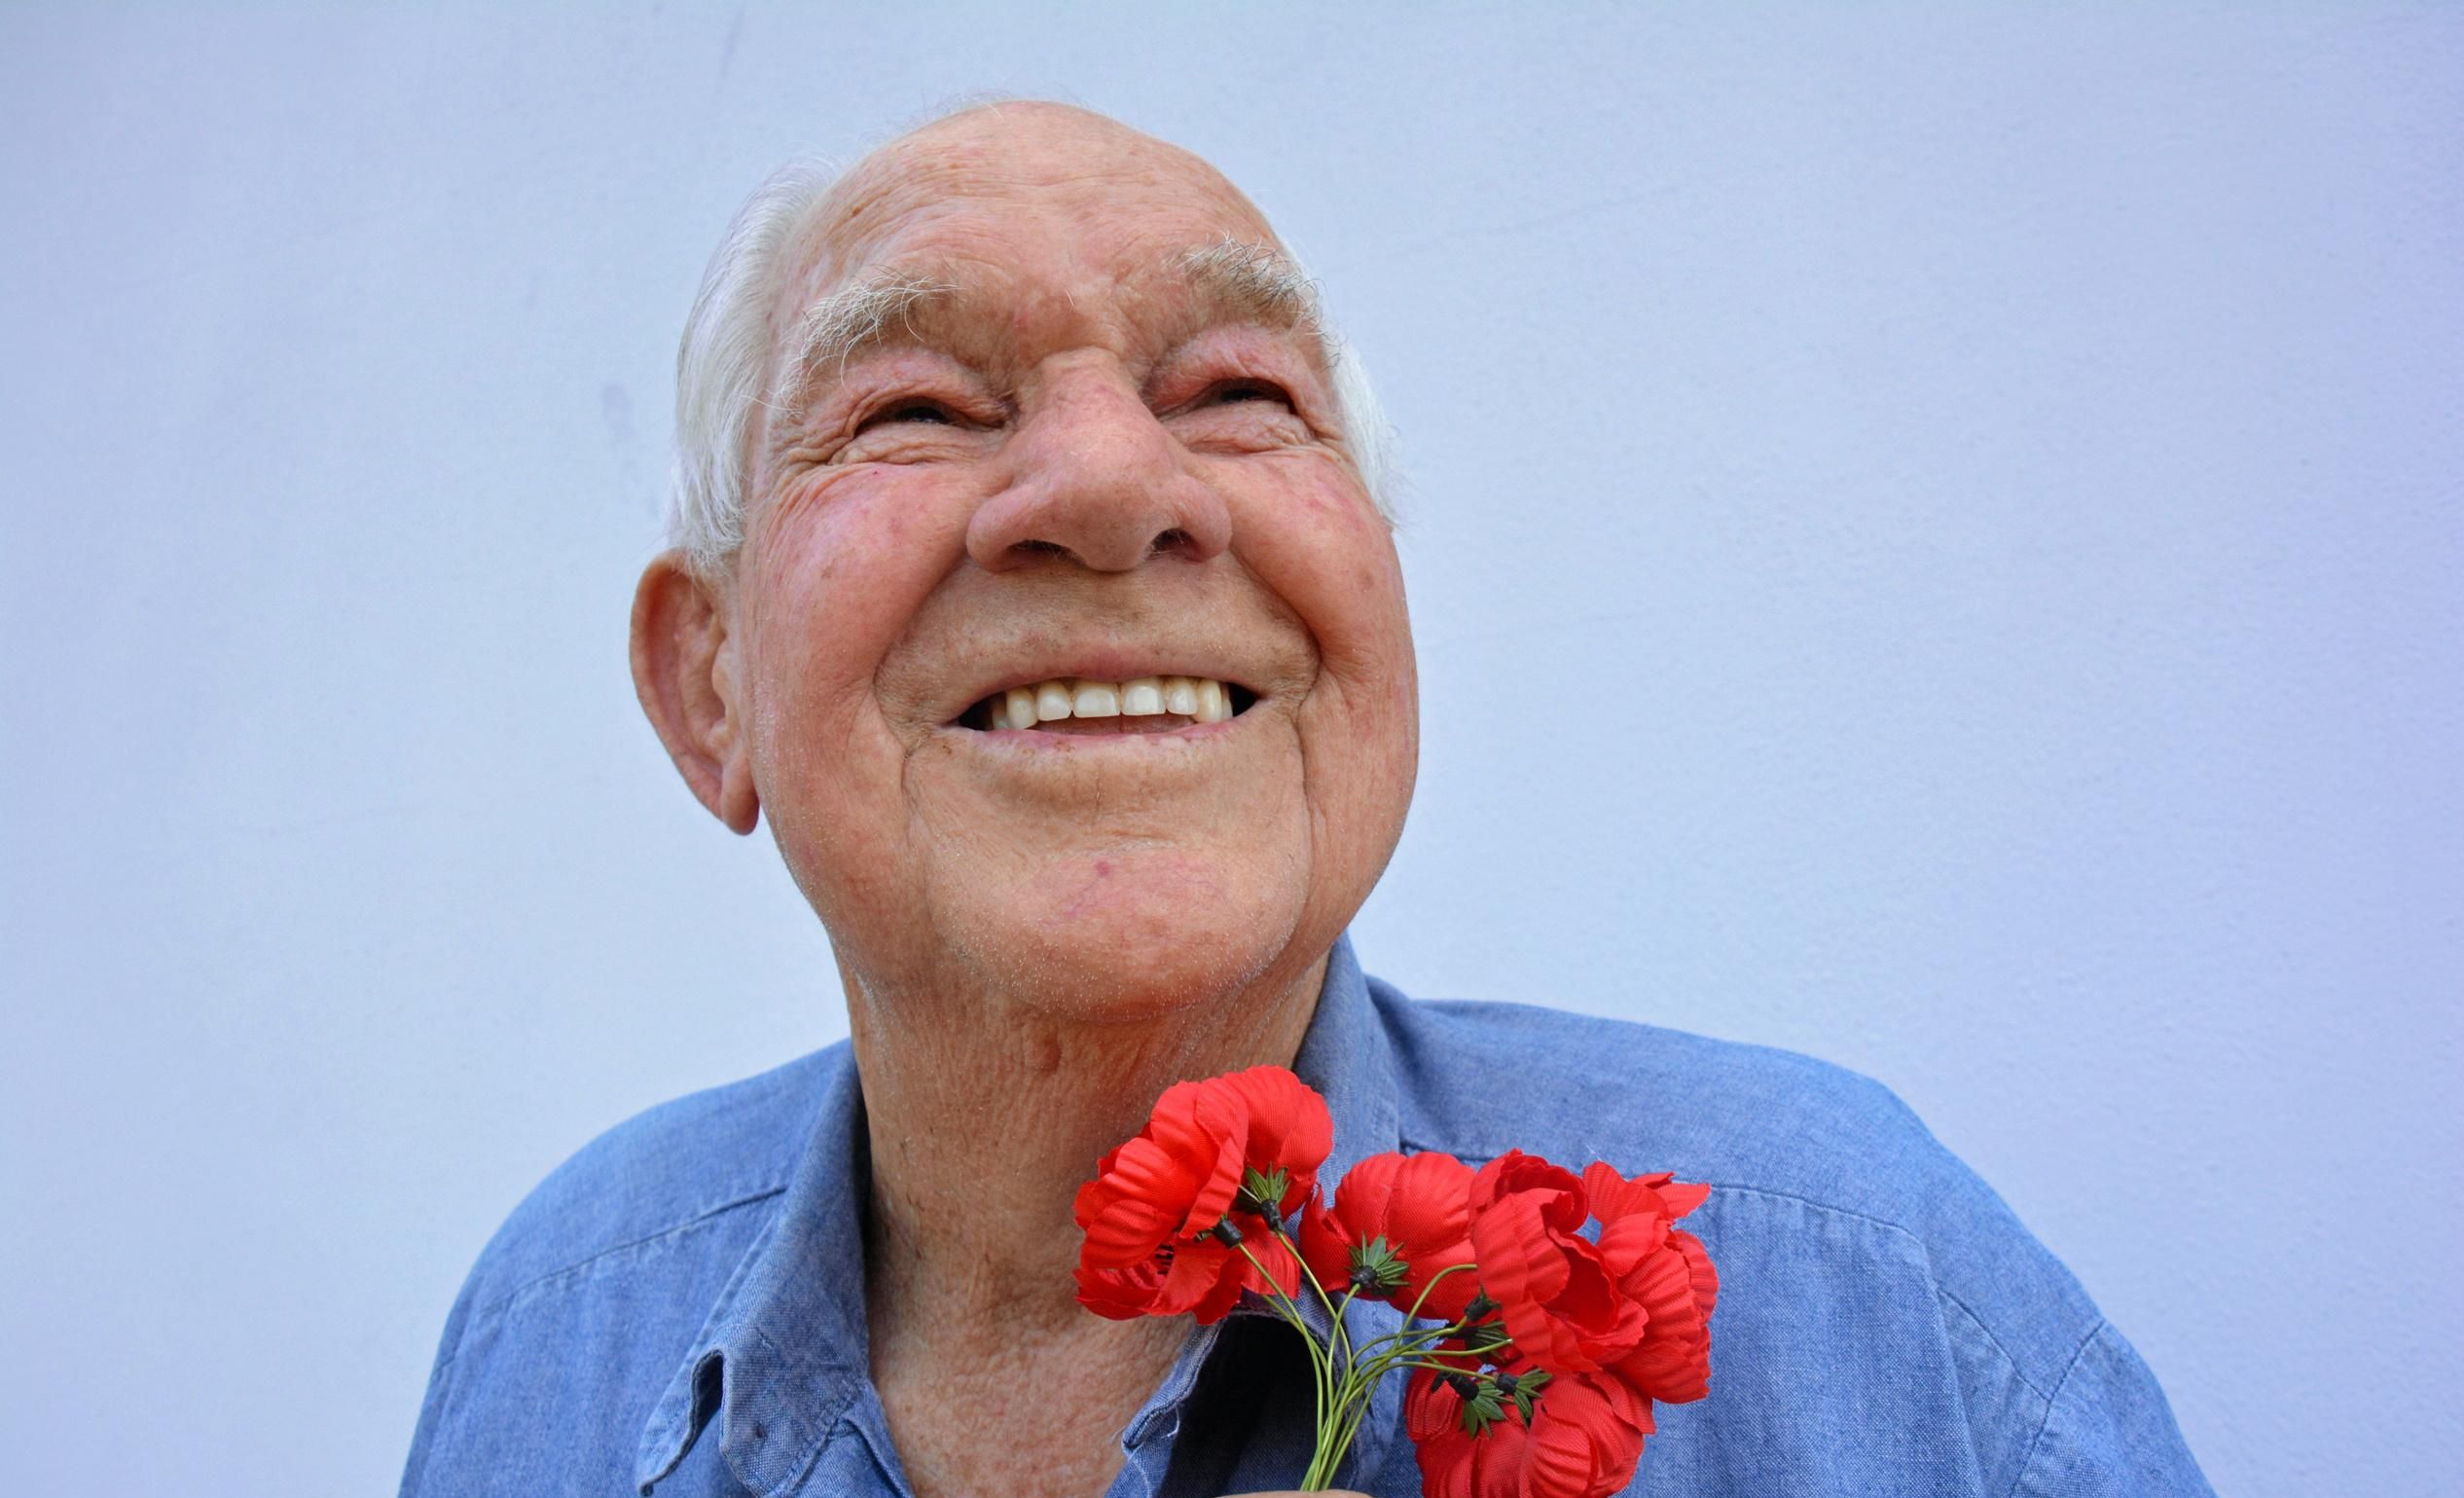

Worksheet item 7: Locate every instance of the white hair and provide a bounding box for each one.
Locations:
[664,154,1397,576]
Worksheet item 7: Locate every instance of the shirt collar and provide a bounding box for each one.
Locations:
[634,1041,873,1495]
[635,932,1402,1496]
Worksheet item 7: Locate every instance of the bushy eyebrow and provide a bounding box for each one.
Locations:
[1175,237,1324,337]
[768,272,959,411]
[767,238,1329,414]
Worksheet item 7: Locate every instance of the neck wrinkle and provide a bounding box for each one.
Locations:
[848,946,1333,1349]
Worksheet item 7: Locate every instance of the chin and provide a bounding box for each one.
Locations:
[939,846,1309,1024]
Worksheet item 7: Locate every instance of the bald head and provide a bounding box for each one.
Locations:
[812,102,1285,278]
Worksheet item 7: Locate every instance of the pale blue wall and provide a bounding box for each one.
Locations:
[3,5,2457,1494]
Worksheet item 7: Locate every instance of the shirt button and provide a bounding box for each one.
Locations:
[750,1423,767,1442]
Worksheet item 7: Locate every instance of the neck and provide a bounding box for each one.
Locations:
[848,947,1331,1352]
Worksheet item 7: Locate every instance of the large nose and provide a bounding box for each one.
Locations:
[964,362,1232,572]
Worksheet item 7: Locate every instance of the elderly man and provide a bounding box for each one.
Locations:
[400,103,2212,1498]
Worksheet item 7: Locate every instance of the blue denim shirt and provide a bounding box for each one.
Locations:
[400,937,2213,1496]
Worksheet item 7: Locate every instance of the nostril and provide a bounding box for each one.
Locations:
[1148,528,1193,558]
[1009,538,1074,562]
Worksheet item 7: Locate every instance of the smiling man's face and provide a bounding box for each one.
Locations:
[673,104,1417,1019]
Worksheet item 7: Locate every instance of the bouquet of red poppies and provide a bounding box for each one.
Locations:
[1074,1066,1718,1498]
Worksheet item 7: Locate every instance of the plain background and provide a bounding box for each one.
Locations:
[4,4,2458,1495]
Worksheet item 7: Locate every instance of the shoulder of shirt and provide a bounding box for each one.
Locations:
[1374,981,1949,1212]
[1370,979,2105,1387]
[447,1041,845,1330]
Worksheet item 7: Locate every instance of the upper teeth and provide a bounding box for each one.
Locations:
[989,676,1234,729]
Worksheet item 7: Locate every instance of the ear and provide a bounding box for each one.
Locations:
[630,552,761,835]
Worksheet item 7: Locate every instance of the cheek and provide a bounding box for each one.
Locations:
[1231,461,1414,684]
[1225,467,1419,868]
[740,473,962,743]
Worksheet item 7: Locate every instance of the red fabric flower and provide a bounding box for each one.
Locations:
[1579,1162,1718,1403]
[1071,1066,1329,1323]
[1467,1151,1646,1373]
[1298,1150,1480,1321]
[1214,1065,1336,1214]
[1073,1227,1301,1325]
[1405,1360,1654,1498]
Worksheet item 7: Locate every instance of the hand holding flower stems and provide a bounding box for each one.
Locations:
[1074,1068,1719,1498]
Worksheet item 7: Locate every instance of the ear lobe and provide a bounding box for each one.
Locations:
[630,552,761,835]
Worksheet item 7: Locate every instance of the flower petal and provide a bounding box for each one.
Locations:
[1673,1227,1721,1323]
[1214,1065,1334,1206]
[1471,1151,1589,1234]
[1383,1151,1476,1252]
[1592,1209,1670,1280]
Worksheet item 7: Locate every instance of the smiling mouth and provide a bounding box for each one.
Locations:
[957,675,1258,734]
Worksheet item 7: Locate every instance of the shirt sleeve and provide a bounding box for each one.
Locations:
[2011,1321,2215,1498]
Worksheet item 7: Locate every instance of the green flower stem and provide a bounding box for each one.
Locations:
[1230,1240,1331,1440]
[1399,1261,1476,1325]
[1311,1345,1499,1487]
[1355,1318,1465,1359]
[1279,1243,1351,1489]
[1274,1235,1359,1492]
[1280,1228,1354,1368]
[1301,1321,1494,1487]
[1345,1323,1469,1382]
[1361,1352,1485,1381]
[1234,1238,1493,1491]
[1280,1228,1378,1490]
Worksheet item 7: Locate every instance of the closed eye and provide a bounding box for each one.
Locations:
[857,398,960,432]
[1201,379,1293,409]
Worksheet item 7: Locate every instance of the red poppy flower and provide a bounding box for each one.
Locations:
[1467,1152,1646,1373]
[1405,1360,1654,1498]
[1298,1150,1480,1321]
[1074,1077,1248,1268]
[1071,1067,1329,1323]
[1074,1224,1301,1325]
[1582,1162,1719,1404]
[1214,1064,1337,1214]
